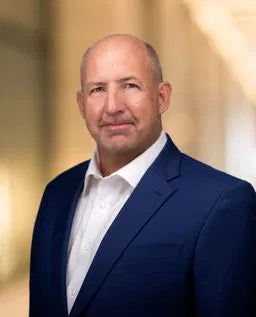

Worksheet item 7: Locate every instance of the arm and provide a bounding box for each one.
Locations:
[193,181,256,317]
[29,184,51,317]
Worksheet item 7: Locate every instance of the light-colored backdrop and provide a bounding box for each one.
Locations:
[0,1,255,315]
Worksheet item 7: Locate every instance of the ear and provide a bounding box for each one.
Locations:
[77,90,86,119]
[157,81,172,114]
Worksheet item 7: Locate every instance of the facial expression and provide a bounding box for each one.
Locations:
[77,36,171,157]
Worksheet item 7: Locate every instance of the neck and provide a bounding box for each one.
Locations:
[98,150,141,177]
[98,131,162,177]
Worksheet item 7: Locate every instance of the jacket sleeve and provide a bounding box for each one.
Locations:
[29,184,52,317]
[193,180,256,317]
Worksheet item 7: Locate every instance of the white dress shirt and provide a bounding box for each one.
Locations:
[66,131,167,313]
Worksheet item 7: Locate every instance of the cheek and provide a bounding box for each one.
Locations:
[124,91,144,105]
[84,109,100,134]
[129,98,159,123]
[84,101,102,122]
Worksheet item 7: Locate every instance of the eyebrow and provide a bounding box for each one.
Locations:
[86,76,142,88]
[117,76,141,84]
[86,81,106,88]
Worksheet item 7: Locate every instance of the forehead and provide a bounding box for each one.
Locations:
[82,39,153,83]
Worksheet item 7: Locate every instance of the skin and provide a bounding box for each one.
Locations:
[77,34,172,176]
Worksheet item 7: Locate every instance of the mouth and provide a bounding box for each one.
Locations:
[102,122,134,130]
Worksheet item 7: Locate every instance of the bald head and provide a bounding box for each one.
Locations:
[80,34,163,89]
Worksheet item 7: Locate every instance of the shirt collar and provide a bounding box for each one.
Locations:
[116,131,167,187]
[82,131,167,194]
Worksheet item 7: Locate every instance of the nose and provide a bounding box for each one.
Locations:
[104,87,124,115]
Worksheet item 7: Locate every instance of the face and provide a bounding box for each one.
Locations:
[77,37,171,157]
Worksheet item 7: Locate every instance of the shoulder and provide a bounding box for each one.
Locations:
[179,153,255,200]
[45,160,90,193]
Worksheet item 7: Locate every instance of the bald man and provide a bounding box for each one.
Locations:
[29,34,256,317]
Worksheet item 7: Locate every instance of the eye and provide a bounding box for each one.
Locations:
[124,83,139,89]
[90,86,104,94]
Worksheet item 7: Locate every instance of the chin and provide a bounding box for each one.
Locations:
[105,143,135,153]
[102,139,139,154]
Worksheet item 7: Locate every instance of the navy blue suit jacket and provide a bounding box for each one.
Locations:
[29,135,256,316]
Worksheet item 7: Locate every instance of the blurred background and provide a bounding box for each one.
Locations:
[0,0,256,315]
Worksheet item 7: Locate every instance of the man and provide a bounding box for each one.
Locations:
[29,34,256,317]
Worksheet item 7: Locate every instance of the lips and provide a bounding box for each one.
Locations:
[102,120,134,125]
[103,122,134,130]
[104,122,132,126]
[101,120,135,127]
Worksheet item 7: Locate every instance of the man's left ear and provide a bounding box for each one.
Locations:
[158,81,172,114]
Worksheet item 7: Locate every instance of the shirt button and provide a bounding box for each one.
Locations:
[70,287,76,297]
[83,243,90,252]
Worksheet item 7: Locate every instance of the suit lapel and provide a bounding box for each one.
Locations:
[49,162,89,316]
[70,135,182,316]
